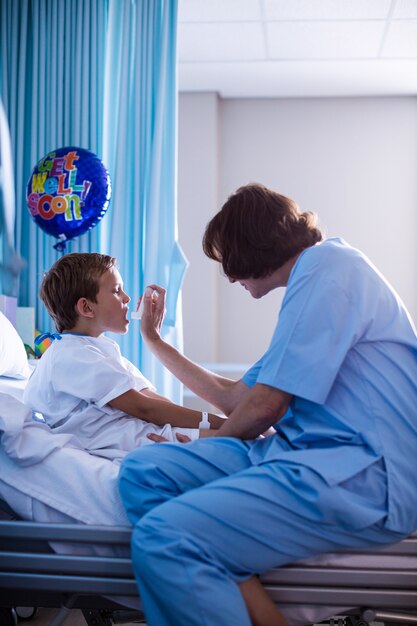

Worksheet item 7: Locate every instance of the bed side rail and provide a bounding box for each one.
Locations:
[1,520,417,610]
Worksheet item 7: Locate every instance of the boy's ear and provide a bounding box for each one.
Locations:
[75,297,95,319]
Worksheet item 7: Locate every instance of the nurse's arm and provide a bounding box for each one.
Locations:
[215,383,292,440]
[140,285,247,415]
[140,337,247,416]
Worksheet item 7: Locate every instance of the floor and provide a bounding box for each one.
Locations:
[14,607,146,626]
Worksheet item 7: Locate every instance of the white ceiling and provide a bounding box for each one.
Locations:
[177,0,417,98]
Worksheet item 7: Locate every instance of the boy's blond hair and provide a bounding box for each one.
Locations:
[40,253,117,332]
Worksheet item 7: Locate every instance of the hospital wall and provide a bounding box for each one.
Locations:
[178,93,417,372]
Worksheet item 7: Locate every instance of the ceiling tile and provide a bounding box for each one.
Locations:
[264,0,391,21]
[393,0,417,18]
[177,0,417,98]
[382,20,417,56]
[266,21,385,59]
[179,22,265,62]
[178,0,262,22]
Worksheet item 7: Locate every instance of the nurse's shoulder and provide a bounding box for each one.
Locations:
[294,236,361,278]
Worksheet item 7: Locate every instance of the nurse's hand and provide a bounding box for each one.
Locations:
[140,284,166,344]
[147,432,191,444]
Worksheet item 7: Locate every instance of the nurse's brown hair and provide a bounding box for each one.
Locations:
[40,253,117,333]
[203,183,323,279]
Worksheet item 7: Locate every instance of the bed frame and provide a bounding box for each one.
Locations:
[1,517,416,626]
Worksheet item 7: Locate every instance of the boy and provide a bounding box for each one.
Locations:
[23,253,223,460]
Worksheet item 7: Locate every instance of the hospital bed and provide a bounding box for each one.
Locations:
[0,335,416,626]
[0,513,416,626]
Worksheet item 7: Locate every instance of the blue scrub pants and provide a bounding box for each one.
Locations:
[118,437,404,626]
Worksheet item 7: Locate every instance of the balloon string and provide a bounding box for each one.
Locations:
[53,236,68,254]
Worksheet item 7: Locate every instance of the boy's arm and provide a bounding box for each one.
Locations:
[140,388,174,402]
[140,285,249,416]
[108,388,225,429]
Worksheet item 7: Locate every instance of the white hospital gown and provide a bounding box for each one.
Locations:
[23,334,198,460]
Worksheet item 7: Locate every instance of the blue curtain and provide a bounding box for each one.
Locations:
[102,0,188,400]
[0,100,25,297]
[0,0,187,401]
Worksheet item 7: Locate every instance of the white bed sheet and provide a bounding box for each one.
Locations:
[0,361,36,402]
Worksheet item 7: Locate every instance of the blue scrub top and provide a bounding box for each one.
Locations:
[243,238,417,533]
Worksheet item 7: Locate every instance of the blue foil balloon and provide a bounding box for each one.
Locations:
[26,147,111,250]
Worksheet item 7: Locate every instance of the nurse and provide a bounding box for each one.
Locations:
[119,183,417,626]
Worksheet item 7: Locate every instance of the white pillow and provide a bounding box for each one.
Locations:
[0,311,31,379]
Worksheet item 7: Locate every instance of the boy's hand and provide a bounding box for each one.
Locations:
[140,284,166,343]
[147,432,191,444]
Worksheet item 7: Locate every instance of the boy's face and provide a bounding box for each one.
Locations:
[91,267,131,335]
